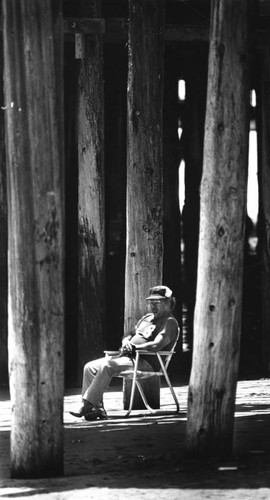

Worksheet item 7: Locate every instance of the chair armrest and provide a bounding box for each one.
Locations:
[135,350,175,355]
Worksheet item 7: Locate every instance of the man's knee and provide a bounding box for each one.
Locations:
[83,358,100,377]
[84,360,93,372]
[102,358,120,376]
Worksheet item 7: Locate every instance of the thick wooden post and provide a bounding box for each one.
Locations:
[257,45,270,374]
[104,44,127,348]
[0,39,8,388]
[3,1,65,477]
[186,0,250,457]
[182,61,207,349]
[64,45,79,387]
[125,0,165,330]
[163,55,182,325]
[77,0,105,373]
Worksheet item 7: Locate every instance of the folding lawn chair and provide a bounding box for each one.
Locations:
[115,328,180,417]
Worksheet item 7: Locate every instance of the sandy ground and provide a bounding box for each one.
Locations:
[0,377,269,499]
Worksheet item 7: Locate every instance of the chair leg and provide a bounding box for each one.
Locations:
[157,354,180,413]
[124,352,180,417]
[125,353,140,417]
[135,380,156,413]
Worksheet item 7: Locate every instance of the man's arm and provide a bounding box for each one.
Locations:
[121,316,145,349]
[121,328,136,352]
[131,332,168,352]
[121,335,133,348]
[132,318,178,352]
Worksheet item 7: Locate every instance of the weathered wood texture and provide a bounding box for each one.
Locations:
[183,62,207,348]
[104,44,127,348]
[64,44,79,387]
[186,0,250,456]
[64,17,105,34]
[0,39,8,388]
[257,45,270,373]
[163,58,182,325]
[124,0,165,331]
[62,18,270,46]
[77,0,105,373]
[3,0,65,477]
[63,18,209,43]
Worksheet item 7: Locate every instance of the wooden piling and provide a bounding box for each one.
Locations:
[186,0,250,457]
[3,0,65,477]
[77,0,105,373]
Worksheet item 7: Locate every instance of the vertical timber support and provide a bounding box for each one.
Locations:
[186,0,250,457]
[104,44,127,347]
[3,1,65,477]
[0,38,8,388]
[163,56,182,325]
[183,62,207,350]
[64,43,79,387]
[125,0,165,329]
[77,0,105,374]
[124,0,164,410]
[257,45,270,375]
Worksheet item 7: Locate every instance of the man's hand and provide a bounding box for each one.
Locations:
[120,337,136,356]
[121,337,133,350]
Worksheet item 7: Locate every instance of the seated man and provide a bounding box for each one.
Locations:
[70,285,179,421]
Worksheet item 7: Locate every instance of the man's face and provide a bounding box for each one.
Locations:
[146,299,170,318]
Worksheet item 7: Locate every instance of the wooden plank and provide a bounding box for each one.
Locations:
[77,0,106,374]
[0,16,268,44]
[64,17,105,34]
[186,0,250,457]
[3,0,65,478]
[124,0,165,331]
[64,18,209,42]
[63,19,270,45]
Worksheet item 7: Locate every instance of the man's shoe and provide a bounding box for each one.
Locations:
[84,407,107,421]
[70,401,94,418]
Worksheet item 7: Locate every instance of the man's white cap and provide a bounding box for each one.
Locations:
[146,285,173,300]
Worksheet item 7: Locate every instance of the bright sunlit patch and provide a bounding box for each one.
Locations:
[247,130,259,225]
[178,160,185,213]
[250,89,256,107]
[178,79,186,101]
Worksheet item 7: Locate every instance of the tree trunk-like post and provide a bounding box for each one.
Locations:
[183,61,207,350]
[3,1,65,477]
[0,38,8,388]
[125,0,165,330]
[104,44,127,348]
[186,0,250,457]
[77,0,105,373]
[257,45,270,375]
[163,58,182,325]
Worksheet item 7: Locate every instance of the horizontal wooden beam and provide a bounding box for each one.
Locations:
[63,18,270,45]
[163,24,209,42]
[0,16,265,45]
[64,18,105,34]
[64,17,209,42]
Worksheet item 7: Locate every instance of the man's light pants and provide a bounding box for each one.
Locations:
[82,355,153,407]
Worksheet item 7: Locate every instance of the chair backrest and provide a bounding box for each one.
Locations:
[160,326,180,371]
